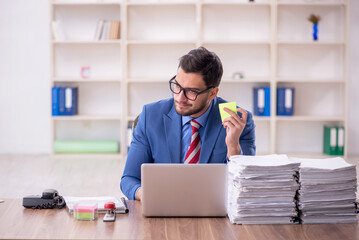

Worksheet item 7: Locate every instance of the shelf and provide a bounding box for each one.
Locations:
[127,78,169,83]
[202,40,270,45]
[126,40,196,45]
[277,41,345,46]
[253,116,271,122]
[52,115,122,121]
[275,115,344,122]
[127,44,195,79]
[127,4,196,42]
[277,45,343,80]
[204,44,270,80]
[202,2,271,6]
[52,153,122,160]
[52,2,121,6]
[277,1,346,6]
[276,78,344,83]
[53,77,122,83]
[222,77,270,83]
[202,4,270,42]
[127,2,196,6]
[53,40,122,44]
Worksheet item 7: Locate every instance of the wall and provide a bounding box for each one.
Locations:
[0,0,50,154]
[0,0,358,155]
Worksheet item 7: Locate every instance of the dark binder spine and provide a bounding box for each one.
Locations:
[58,87,66,116]
[277,87,294,116]
[73,87,78,115]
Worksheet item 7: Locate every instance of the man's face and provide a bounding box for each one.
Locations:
[173,67,218,118]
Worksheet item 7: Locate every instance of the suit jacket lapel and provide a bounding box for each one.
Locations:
[163,104,182,164]
[199,97,222,164]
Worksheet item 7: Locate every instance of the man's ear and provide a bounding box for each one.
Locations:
[209,87,219,100]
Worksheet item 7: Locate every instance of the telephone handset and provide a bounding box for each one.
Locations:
[42,189,59,199]
[23,189,66,209]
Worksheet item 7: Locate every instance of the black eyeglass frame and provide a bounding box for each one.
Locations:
[169,75,214,101]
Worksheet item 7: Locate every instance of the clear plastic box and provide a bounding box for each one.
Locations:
[73,203,98,221]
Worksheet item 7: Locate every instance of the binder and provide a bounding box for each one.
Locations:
[51,86,59,116]
[337,127,345,156]
[323,126,345,156]
[253,87,270,116]
[58,87,66,115]
[64,87,78,116]
[323,126,337,155]
[54,87,78,116]
[277,87,294,116]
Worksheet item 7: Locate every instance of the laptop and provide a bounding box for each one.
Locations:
[141,163,227,217]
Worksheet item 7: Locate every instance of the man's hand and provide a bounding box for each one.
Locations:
[136,187,142,201]
[222,107,248,159]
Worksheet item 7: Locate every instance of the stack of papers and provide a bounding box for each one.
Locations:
[291,157,357,224]
[228,155,300,224]
[64,196,129,214]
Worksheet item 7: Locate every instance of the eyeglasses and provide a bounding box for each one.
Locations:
[169,76,214,101]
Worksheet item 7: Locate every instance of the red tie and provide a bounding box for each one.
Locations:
[184,120,201,164]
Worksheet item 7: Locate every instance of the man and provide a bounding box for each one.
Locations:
[121,47,256,201]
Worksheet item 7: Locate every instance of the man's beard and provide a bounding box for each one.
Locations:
[174,98,208,116]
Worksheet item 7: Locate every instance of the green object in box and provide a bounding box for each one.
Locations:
[323,126,345,156]
[54,140,118,154]
[73,203,97,221]
[74,212,95,220]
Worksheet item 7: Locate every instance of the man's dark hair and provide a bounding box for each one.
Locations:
[178,46,223,88]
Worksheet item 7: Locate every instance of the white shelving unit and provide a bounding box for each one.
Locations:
[50,1,124,159]
[274,0,348,157]
[49,0,349,159]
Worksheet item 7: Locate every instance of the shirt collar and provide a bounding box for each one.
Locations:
[182,100,213,127]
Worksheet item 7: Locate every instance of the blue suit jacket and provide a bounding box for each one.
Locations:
[120,97,256,200]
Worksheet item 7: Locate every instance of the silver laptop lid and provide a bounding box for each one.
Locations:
[141,164,227,217]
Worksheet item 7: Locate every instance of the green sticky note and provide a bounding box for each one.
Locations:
[219,102,237,122]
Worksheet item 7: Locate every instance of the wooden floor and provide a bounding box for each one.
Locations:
[0,154,358,200]
[0,154,126,199]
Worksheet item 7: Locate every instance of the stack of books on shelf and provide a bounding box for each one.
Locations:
[52,86,78,116]
[227,154,300,224]
[291,157,357,224]
[94,20,121,40]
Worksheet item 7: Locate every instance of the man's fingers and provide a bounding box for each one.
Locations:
[237,108,248,122]
[223,107,237,117]
[223,107,247,124]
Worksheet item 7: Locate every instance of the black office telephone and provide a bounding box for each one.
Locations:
[23,189,66,209]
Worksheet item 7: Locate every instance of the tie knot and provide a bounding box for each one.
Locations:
[190,120,201,131]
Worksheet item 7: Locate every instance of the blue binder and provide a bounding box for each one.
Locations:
[58,87,66,115]
[55,87,78,116]
[253,87,270,116]
[277,87,294,116]
[51,86,59,116]
[64,87,78,116]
